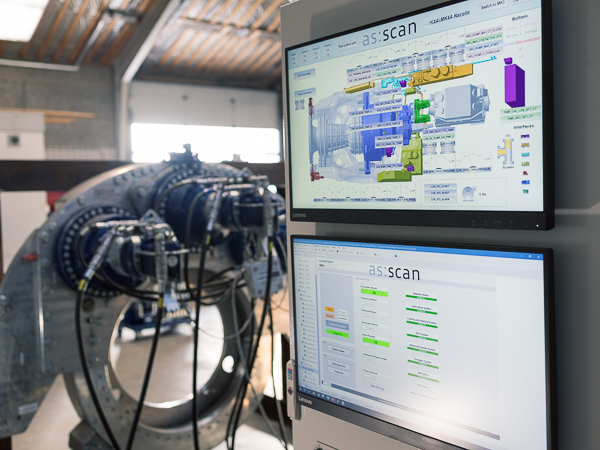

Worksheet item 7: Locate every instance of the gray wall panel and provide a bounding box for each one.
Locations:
[282,0,600,448]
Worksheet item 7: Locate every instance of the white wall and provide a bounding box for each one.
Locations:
[0,111,48,272]
[130,81,280,129]
[0,111,45,159]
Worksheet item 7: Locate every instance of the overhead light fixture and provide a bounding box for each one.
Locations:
[0,0,51,43]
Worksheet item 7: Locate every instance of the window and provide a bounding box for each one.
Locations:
[131,123,281,164]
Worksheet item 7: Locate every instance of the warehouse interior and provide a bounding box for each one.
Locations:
[0,1,290,450]
[0,0,599,449]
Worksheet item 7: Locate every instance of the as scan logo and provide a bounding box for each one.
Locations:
[369,265,420,281]
[298,397,313,405]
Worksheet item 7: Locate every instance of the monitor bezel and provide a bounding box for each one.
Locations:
[284,0,555,230]
[290,234,557,450]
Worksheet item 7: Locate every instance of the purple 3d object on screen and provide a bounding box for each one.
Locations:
[505,58,525,108]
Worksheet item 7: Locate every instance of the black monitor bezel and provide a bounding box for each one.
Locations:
[290,234,557,450]
[284,0,555,230]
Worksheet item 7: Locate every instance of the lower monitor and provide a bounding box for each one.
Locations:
[291,235,555,450]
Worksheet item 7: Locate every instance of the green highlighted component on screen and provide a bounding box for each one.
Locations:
[408,347,438,356]
[407,320,438,328]
[363,337,390,347]
[361,288,388,297]
[408,373,439,383]
[408,360,439,369]
[407,333,438,342]
[327,329,349,338]
[406,295,437,301]
[406,308,437,315]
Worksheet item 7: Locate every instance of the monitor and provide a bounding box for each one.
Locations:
[285,0,554,230]
[291,235,556,450]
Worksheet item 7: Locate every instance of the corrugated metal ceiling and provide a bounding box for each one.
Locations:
[0,0,285,90]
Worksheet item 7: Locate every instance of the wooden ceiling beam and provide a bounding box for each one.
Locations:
[83,17,117,64]
[251,48,280,78]
[194,0,221,20]
[154,29,190,70]
[244,41,279,76]
[250,0,284,30]
[231,38,271,75]
[68,0,111,64]
[222,0,248,24]
[235,0,265,27]
[179,27,228,71]
[203,33,257,76]
[164,31,208,72]
[36,0,74,61]
[182,0,200,17]
[171,33,214,70]
[100,22,135,66]
[53,0,93,62]
[192,32,233,72]
[221,36,262,73]
[199,36,240,73]
[209,0,238,24]
[84,0,133,64]
[265,12,280,32]
[101,0,158,67]
[100,0,159,65]
[138,0,157,11]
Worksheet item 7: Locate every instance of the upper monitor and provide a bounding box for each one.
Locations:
[285,0,554,229]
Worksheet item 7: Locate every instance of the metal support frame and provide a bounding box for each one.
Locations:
[112,0,188,161]
[178,18,281,41]
[0,161,129,192]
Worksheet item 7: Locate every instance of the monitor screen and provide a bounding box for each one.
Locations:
[291,235,555,450]
[285,0,554,230]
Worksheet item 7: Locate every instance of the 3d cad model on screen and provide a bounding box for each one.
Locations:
[288,0,545,211]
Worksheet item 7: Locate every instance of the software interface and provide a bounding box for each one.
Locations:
[287,0,545,212]
[293,237,549,450]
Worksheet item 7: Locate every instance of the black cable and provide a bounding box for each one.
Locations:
[227,238,274,450]
[205,266,235,283]
[154,179,196,211]
[192,235,210,450]
[183,189,212,305]
[76,234,160,301]
[75,279,123,450]
[125,298,165,450]
[229,273,287,447]
[78,232,245,304]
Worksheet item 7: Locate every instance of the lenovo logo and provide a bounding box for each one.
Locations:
[298,397,312,405]
[293,213,307,218]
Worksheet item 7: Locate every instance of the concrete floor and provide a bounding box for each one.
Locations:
[12,305,292,450]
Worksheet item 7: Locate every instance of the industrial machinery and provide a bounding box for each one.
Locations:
[0,148,287,449]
